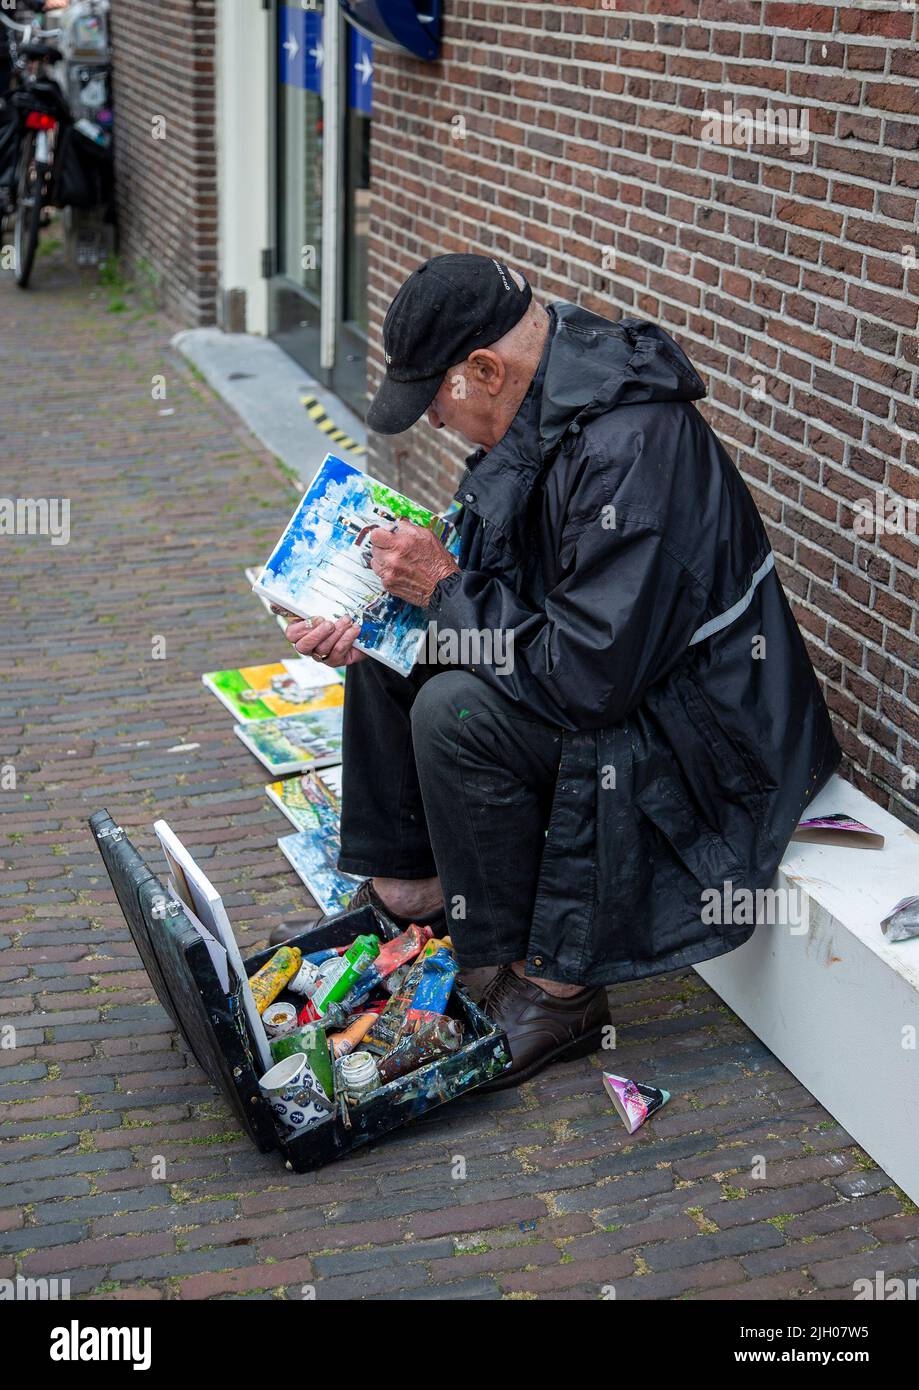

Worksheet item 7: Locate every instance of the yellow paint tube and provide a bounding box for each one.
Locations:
[250,945,302,1015]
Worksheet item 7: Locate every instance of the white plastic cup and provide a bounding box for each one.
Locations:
[259,1052,331,1134]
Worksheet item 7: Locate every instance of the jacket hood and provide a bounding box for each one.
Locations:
[538,303,707,457]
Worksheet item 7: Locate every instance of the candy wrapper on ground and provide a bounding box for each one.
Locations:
[603,1072,670,1133]
[881,896,919,943]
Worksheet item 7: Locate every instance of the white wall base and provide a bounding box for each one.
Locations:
[696,775,919,1204]
[216,0,271,336]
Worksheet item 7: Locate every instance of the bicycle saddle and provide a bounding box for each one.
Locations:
[19,41,63,63]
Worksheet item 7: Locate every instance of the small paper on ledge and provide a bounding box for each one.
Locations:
[791,812,885,850]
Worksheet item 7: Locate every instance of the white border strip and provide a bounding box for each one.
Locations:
[688,552,776,647]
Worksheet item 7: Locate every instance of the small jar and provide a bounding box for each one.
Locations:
[262,1001,298,1038]
[338,1050,381,1106]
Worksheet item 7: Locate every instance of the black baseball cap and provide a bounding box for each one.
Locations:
[366,254,533,434]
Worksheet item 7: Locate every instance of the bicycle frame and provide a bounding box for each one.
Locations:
[1,6,65,286]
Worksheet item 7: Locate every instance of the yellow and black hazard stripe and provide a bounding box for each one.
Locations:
[300,395,367,456]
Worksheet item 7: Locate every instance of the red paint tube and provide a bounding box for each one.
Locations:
[343,924,433,1007]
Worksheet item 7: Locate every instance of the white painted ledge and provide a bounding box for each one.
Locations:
[696,774,919,1204]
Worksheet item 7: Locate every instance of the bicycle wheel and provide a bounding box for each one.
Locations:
[13,131,44,290]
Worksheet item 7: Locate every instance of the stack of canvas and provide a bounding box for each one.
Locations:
[269,769,361,916]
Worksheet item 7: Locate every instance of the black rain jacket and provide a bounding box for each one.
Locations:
[427,301,841,985]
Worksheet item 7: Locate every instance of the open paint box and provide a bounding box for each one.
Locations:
[89,809,512,1171]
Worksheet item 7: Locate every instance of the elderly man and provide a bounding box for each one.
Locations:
[275,253,840,1090]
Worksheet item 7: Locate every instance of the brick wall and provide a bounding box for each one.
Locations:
[366,0,919,830]
[110,0,217,324]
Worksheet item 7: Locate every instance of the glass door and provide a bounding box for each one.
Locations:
[338,25,373,416]
[272,1,326,374]
[270,2,372,420]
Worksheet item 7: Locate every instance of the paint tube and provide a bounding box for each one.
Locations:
[400,948,459,1034]
[378,929,452,993]
[249,945,302,1015]
[270,1023,335,1101]
[377,1015,464,1084]
[329,1011,378,1059]
[384,960,414,996]
[363,967,425,1051]
[362,943,442,1053]
[301,947,344,966]
[287,959,323,996]
[374,923,434,976]
[342,923,433,1007]
[297,997,350,1030]
[310,934,380,1016]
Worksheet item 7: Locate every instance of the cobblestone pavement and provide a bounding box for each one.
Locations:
[1,249,917,1302]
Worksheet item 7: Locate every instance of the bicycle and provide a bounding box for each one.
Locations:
[0,2,67,288]
[0,1,113,289]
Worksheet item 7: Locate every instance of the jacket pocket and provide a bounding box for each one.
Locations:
[635,773,744,889]
[678,676,773,798]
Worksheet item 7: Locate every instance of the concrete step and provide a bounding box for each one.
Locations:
[696,774,919,1204]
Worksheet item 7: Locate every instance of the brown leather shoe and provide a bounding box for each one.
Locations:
[477,966,610,1091]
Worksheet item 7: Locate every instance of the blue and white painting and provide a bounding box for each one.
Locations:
[252,454,458,677]
[278,828,361,917]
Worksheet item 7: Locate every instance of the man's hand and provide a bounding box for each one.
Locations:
[369,521,459,606]
[285,616,367,668]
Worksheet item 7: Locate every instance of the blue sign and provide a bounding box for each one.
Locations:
[338,1,440,63]
[280,5,323,94]
[349,29,373,115]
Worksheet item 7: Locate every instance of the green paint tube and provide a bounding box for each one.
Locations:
[309,933,380,1017]
[270,1024,334,1100]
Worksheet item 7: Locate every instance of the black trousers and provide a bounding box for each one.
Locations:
[338,660,563,969]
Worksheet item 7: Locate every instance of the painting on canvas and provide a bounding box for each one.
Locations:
[202,657,343,722]
[234,705,343,776]
[278,829,361,918]
[252,453,458,677]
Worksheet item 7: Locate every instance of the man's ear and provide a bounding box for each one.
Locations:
[466,349,506,396]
